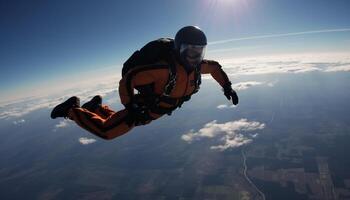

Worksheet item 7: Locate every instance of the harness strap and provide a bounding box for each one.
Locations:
[157,95,192,106]
[158,95,178,105]
[158,61,201,114]
[131,57,202,116]
[148,95,192,115]
[149,106,176,115]
[193,64,202,93]
[162,53,177,97]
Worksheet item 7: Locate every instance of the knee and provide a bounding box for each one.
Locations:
[99,132,127,140]
[98,123,134,140]
[90,132,114,140]
[135,120,152,126]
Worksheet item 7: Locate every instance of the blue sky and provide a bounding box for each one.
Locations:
[1,0,350,102]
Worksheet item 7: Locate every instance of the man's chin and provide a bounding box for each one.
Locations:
[185,59,198,66]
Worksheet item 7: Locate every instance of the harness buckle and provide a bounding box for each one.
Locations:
[162,70,177,96]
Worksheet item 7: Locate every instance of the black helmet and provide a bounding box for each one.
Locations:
[174,26,207,70]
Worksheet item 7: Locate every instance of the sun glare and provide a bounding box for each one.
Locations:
[204,0,249,14]
[200,0,250,28]
[216,0,240,5]
[220,0,236,2]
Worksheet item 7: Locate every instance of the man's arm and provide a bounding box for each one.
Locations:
[119,69,157,106]
[201,60,239,105]
[201,60,230,87]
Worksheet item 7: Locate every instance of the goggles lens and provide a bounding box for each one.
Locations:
[180,44,206,65]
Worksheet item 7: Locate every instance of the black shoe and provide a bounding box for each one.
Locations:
[82,95,102,112]
[51,96,80,119]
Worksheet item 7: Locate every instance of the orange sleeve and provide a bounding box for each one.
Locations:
[201,60,231,87]
[119,64,170,106]
[119,69,157,106]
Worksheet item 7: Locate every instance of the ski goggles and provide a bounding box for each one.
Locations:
[180,44,206,65]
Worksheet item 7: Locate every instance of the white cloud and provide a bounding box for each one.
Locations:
[13,119,25,125]
[79,137,97,145]
[232,81,264,91]
[267,81,278,87]
[52,119,71,132]
[217,104,228,109]
[55,119,70,128]
[181,119,265,151]
[217,104,236,109]
[202,74,213,80]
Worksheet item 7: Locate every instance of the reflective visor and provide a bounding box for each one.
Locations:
[180,44,206,66]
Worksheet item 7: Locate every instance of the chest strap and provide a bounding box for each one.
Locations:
[149,95,192,115]
[162,53,177,97]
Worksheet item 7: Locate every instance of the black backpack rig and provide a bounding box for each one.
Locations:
[122,38,202,115]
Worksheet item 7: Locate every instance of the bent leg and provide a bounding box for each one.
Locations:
[68,108,134,140]
[94,105,116,119]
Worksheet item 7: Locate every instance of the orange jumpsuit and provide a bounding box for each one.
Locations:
[67,59,230,140]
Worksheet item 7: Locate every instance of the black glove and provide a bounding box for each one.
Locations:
[223,82,239,105]
[125,102,151,127]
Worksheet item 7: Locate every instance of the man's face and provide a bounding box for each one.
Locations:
[180,44,206,67]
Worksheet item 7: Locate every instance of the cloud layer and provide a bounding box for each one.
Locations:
[182,119,265,151]
[219,52,350,76]
[1,52,349,120]
[0,76,119,119]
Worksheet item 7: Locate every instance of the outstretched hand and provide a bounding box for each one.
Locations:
[223,83,239,105]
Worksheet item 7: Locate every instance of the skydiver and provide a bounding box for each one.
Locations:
[50,26,239,140]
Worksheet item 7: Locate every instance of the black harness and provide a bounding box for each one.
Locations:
[134,60,201,117]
